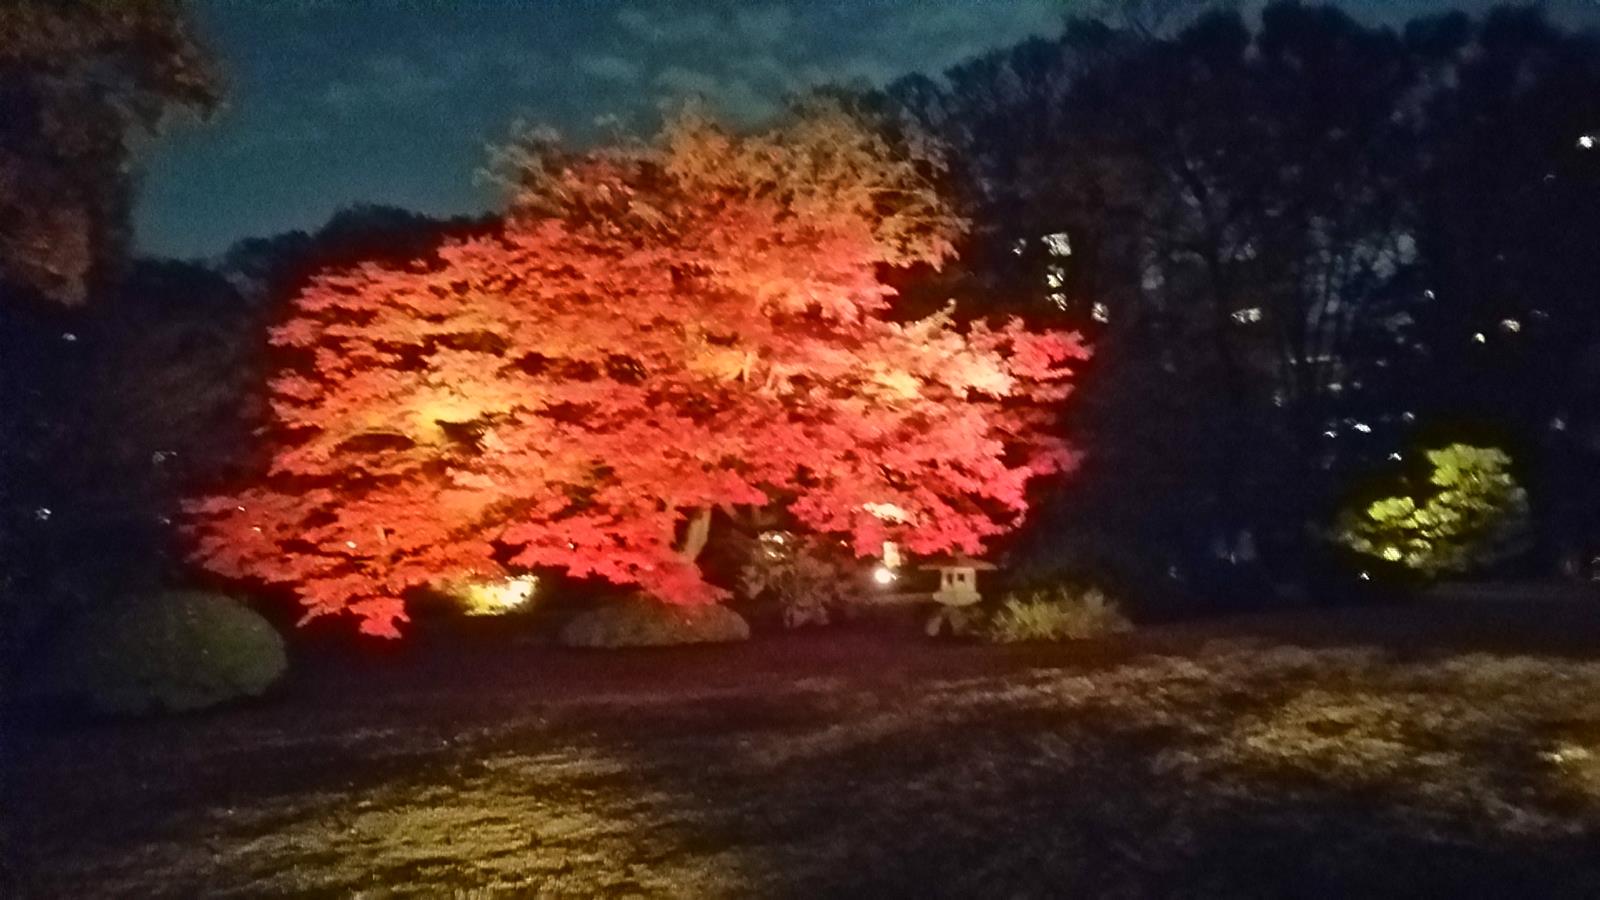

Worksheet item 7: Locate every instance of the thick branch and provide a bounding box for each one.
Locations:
[676,506,713,562]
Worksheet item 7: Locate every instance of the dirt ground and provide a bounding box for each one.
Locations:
[11,594,1600,897]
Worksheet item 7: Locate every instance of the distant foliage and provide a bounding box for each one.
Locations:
[888,3,1600,591]
[1335,444,1532,577]
[184,102,1085,637]
[41,590,286,716]
[559,595,750,648]
[0,0,219,304]
[986,585,1133,643]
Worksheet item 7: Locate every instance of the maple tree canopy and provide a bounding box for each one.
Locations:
[183,102,1089,636]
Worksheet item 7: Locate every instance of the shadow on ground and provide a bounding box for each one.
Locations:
[13,597,1600,896]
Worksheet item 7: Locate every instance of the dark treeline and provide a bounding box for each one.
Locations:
[2,2,1599,648]
[877,3,1600,607]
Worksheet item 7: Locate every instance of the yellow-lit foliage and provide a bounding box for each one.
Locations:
[1336,444,1531,576]
[444,575,539,616]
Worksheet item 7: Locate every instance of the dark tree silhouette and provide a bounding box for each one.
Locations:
[886,2,1600,591]
[1404,8,1600,570]
[0,0,219,306]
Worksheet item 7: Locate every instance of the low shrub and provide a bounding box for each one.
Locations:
[1003,538,1190,622]
[985,585,1133,643]
[559,595,750,648]
[41,590,287,716]
[737,532,852,629]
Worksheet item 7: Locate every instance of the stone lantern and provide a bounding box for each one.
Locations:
[921,555,997,606]
[920,555,997,636]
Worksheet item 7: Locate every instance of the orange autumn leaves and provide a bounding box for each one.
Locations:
[184,104,1087,636]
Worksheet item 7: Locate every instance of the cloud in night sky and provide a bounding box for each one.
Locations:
[576,54,645,84]
[133,0,1600,260]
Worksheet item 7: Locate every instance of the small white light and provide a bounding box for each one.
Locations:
[34,507,51,521]
[252,526,263,533]
[1579,134,1595,150]
[345,540,357,549]
[1389,452,1403,461]
[61,332,77,342]
[1091,302,1110,324]
[236,505,246,512]
[1499,318,1522,333]
[1552,417,1568,432]
[1473,332,1487,344]
[1359,571,1371,581]
[1324,429,1337,439]
[872,565,897,586]
[1353,422,1372,434]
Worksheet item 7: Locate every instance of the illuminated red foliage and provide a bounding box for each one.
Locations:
[183,106,1088,636]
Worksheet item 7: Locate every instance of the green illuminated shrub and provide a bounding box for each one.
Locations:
[46,590,287,716]
[559,595,750,648]
[986,585,1133,643]
[1335,444,1531,578]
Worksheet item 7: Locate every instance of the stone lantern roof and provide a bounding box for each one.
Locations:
[915,554,999,572]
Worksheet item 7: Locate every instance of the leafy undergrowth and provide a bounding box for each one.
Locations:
[14,610,1600,897]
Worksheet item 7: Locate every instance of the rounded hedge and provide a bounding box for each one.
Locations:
[46,590,288,716]
[560,596,750,648]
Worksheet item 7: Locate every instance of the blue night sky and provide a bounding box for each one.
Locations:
[135,0,1600,260]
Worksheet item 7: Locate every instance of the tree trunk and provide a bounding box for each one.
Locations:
[676,506,713,562]
[1201,245,1251,555]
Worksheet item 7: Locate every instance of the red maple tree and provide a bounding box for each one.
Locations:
[184,104,1088,636]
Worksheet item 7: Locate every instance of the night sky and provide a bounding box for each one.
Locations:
[136,0,1600,260]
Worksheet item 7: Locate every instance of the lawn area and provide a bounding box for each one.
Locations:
[13,597,1600,897]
